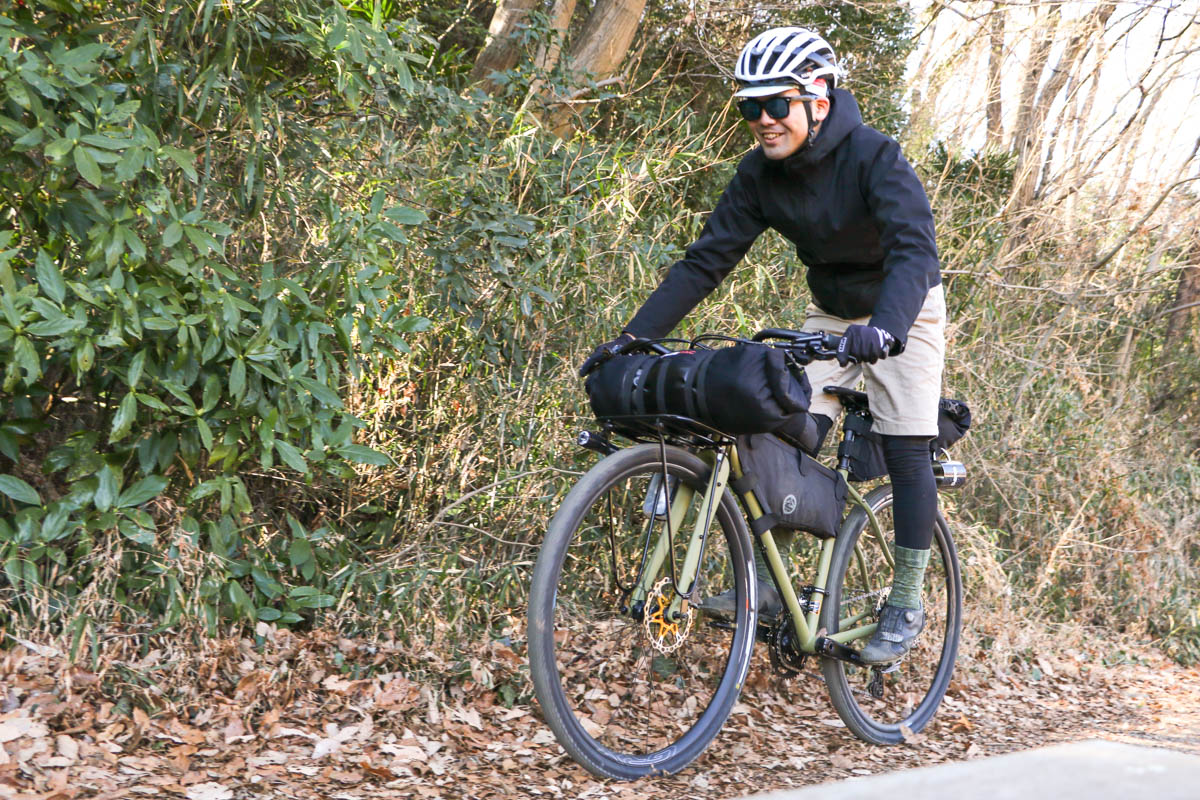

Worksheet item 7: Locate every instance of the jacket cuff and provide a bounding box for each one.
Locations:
[867,316,907,355]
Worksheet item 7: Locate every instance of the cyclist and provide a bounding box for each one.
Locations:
[578,27,945,665]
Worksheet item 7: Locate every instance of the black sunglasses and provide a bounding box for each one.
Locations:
[737,96,805,121]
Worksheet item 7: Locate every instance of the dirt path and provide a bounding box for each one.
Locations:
[2,634,1198,800]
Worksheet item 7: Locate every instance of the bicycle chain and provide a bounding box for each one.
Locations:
[840,586,889,607]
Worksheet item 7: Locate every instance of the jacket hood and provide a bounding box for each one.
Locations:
[783,88,862,168]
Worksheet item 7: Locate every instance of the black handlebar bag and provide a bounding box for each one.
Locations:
[585,344,812,437]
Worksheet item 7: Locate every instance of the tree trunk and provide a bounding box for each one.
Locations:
[1009,4,1058,157]
[535,0,577,71]
[523,0,577,105]
[1011,4,1114,210]
[1164,241,1200,348]
[541,0,647,137]
[985,4,1005,150]
[471,0,540,93]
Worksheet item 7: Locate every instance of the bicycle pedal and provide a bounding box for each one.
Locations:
[868,669,885,699]
[880,661,902,674]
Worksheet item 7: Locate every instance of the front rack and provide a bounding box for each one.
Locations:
[594,413,735,450]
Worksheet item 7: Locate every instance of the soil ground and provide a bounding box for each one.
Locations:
[2,630,1198,800]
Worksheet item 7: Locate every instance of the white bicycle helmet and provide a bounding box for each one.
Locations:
[734,27,841,99]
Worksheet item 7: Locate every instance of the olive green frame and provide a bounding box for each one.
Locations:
[628,441,891,653]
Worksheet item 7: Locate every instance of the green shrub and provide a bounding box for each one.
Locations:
[0,2,428,635]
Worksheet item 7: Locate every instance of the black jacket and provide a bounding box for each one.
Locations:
[624,89,940,345]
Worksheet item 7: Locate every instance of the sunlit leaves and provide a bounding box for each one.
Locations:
[0,475,41,506]
[73,146,103,186]
[34,251,66,305]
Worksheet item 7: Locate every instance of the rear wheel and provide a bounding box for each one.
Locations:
[819,484,962,743]
[528,444,756,779]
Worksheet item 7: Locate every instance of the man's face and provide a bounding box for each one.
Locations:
[744,90,830,160]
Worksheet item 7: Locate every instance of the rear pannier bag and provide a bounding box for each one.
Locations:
[843,397,973,482]
[735,433,847,539]
[585,344,812,437]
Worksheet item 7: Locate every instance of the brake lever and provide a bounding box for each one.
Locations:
[617,338,671,356]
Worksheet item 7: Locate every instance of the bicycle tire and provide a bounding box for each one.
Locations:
[819,484,962,744]
[528,443,757,779]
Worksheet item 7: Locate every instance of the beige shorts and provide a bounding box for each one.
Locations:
[802,284,946,437]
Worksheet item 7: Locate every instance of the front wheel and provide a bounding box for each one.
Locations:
[528,443,756,780]
[819,484,962,744]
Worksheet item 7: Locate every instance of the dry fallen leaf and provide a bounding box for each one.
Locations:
[312,724,359,760]
[55,735,79,763]
[829,752,855,770]
[359,759,398,781]
[0,715,48,743]
[384,744,427,763]
[451,706,482,731]
[185,782,233,800]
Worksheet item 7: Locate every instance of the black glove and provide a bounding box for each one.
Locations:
[836,325,897,367]
[579,332,635,377]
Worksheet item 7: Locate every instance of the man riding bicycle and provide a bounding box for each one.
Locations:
[579,27,945,665]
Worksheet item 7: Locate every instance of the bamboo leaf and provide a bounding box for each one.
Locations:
[27,317,82,337]
[127,350,146,389]
[34,250,66,304]
[336,444,391,466]
[14,336,41,379]
[116,475,168,508]
[383,205,427,225]
[162,221,183,247]
[109,392,138,443]
[44,137,74,159]
[295,376,342,408]
[230,357,246,399]
[94,465,119,512]
[274,440,308,473]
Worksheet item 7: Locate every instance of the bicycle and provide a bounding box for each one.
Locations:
[528,329,965,780]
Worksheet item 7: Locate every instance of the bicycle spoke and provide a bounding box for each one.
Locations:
[819,484,961,743]
[529,444,755,778]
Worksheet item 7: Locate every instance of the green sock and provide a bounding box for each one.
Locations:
[888,545,930,609]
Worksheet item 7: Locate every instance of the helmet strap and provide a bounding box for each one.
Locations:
[801,100,820,150]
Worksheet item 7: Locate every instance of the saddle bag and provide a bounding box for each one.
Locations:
[842,397,973,482]
[735,433,847,539]
[585,344,812,437]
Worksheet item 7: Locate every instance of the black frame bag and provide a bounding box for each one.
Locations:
[735,433,847,539]
[585,344,813,437]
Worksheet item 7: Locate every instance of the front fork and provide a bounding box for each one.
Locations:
[628,449,731,620]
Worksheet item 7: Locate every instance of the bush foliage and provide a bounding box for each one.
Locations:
[1,1,1197,669]
[0,1,431,636]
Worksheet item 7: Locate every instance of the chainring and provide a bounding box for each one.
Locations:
[768,618,808,678]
